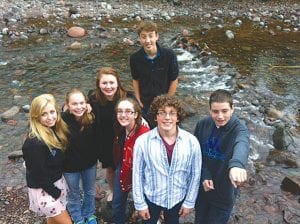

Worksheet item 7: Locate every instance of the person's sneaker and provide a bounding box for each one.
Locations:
[86,215,97,224]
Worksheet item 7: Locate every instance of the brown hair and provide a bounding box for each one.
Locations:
[65,88,95,130]
[114,98,143,135]
[149,95,186,124]
[209,89,233,109]
[137,21,158,36]
[95,67,127,106]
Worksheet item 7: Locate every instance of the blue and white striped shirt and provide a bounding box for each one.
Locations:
[132,127,201,210]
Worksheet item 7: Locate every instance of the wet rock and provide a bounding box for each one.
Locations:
[225,30,234,40]
[266,107,283,120]
[39,28,48,35]
[182,29,189,37]
[67,26,87,38]
[0,106,20,121]
[69,7,78,15]
[263,205,279,213]
[281,176,300,195]
[267,150,299,168]
[235,19,242,27]
[122,37,134,45]
[68,41,82,50]
[2,27,9,35]
[6,119,17,126]
[8,150,23,160]
[253,16,261,22]
[13,95,30,107]
[272,125,295,151]
[22,105,30,113]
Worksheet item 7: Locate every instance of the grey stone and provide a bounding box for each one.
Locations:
[0,106,20,121]
[225,30,234,40]
[281,176,300,195]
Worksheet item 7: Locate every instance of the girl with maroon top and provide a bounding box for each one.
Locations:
[112,98,150,224]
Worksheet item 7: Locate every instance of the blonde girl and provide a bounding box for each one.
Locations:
[22,94,72,224]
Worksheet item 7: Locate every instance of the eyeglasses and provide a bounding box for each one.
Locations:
[116,110,135,116]
[157,111,177,118]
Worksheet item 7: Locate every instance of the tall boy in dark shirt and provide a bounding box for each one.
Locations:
[130,21,179,119]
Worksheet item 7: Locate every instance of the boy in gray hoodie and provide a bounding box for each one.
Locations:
[194,89,250,224]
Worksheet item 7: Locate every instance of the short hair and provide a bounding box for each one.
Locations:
[149,95,186,123]
[137,21,158,36]
[95,67,127,105]
[209,89,233,109]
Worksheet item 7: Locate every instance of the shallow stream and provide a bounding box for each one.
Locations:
[0,16,299,176]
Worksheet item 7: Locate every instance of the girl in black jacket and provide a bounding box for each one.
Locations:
[22,94,72,224]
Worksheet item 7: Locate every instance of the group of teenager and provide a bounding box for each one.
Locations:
[22,21,250,224]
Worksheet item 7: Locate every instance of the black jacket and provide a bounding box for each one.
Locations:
[62,112,98,172]
[22,137,64,199]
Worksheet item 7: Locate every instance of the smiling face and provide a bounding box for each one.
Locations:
[209,102,234,127]
[116,100,137,131]
[156,106,179,134]
[98,74,118,100]
[67,92,87,119]
[39,103,57,128]
[139,30,159,56]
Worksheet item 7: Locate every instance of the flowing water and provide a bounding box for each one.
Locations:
[0,17,299,171]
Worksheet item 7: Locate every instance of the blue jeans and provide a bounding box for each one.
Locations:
[112,165,129,224]
[64,164,97,223]
[143,197,183,224]
[194,193,232,224]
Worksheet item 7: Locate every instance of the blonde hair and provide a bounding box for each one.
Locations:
[65,88,95,130]
[29,94,69,151]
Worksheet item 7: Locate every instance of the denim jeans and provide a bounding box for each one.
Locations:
[112,165,129,224]
[194,193,232,224]
[143,197,183,224]
[64,164,97,223]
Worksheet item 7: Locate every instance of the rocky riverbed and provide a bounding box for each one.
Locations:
[0,0,300,223]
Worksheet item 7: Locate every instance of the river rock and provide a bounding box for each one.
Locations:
[281,176,300,195]
[225,30,234,40]
[267,150,299,168]
[8,150,23,160]
[68,41,82,49]
[69,7,78,15]
[22,105,30,113]
[67,26,87,38]
[272,125,295,151]
[0,106,20,121]
[13,95,30,106]
[266,107,283,119]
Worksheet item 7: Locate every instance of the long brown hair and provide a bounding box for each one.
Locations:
[65,88,95,130]
[29,94,69,150]
[114,98,143,136]
[95,67,127,106]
